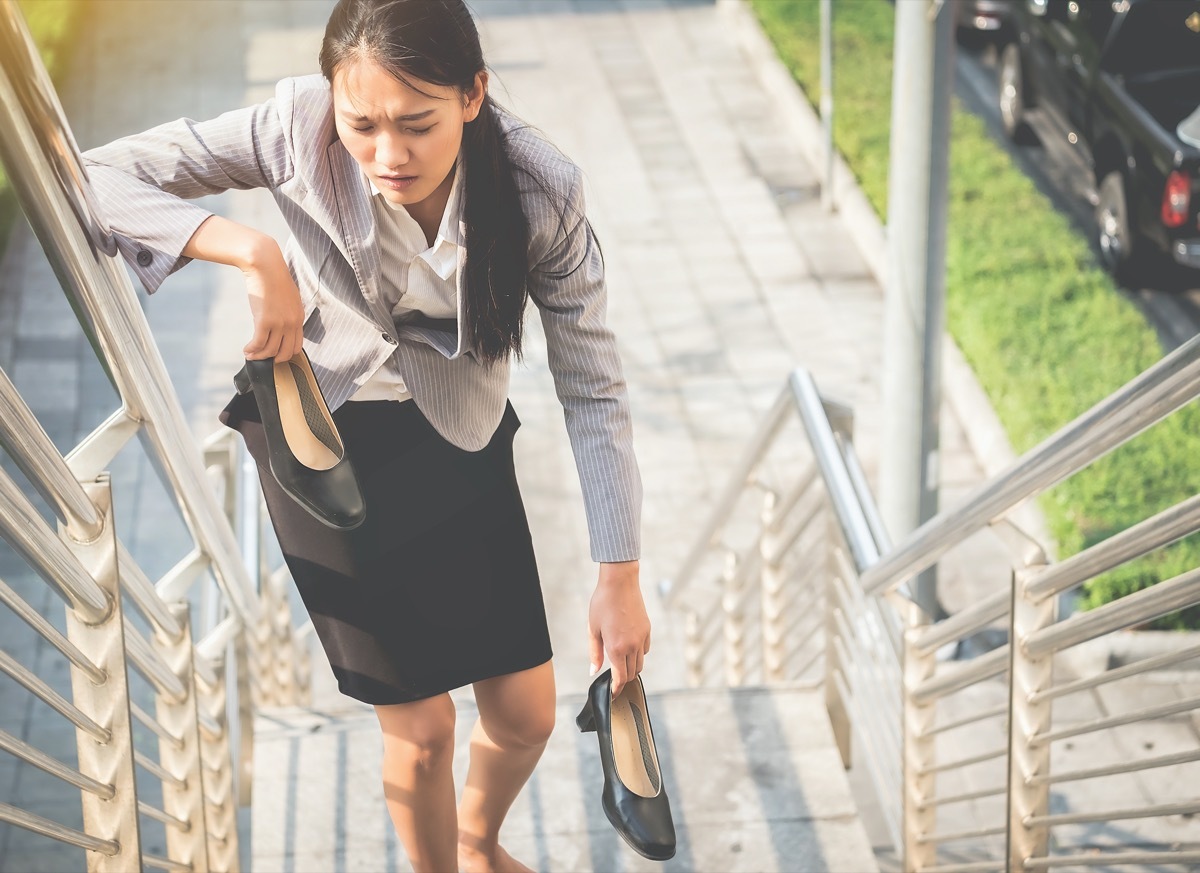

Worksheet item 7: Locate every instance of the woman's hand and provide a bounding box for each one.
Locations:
[588,560,650,698]
[242,245,306,362]
[180,216,305,362]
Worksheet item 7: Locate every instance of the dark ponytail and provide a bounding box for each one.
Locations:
[458,94,530,364]
[319,0,563,366]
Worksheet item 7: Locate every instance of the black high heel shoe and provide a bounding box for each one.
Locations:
[577,668,676,860]
[233,350,366,531]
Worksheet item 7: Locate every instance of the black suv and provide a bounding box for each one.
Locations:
[998,0,1200,284]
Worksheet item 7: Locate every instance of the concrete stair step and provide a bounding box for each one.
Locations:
[251,681,878,872]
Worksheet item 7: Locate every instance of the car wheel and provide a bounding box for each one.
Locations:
[1096,170,1142,285]
[999,42,1029,142]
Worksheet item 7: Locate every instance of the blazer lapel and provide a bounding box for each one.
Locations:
[324,139,394,335]
[454,244,469,357]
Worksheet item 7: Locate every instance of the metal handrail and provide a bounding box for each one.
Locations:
[0,730,115,800]
[0,2,259,628]
[859,333,1200,599]
[0,365,100,527]
[0,2,313,869]
[0,650,111,741]
[0,803,119,854]
[0,463,111,622]
[0,577,106,683]
[669,330,1200,868]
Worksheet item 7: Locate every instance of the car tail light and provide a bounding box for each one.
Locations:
[1161,170,1191,229]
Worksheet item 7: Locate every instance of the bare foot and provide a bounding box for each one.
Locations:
[457,840,535,873]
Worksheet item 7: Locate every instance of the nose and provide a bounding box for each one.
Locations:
[375,130,409,170]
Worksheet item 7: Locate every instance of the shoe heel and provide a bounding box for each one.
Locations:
[576,697,596,733]
[234,363,252,395]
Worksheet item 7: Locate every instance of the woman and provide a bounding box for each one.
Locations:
[82,1,652,870]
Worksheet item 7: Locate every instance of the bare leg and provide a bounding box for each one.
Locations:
[375,693,459,873]
[457,659,556,873]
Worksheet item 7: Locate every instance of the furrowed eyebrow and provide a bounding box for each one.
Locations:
[340,109,436,123]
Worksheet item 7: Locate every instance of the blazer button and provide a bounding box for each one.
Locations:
[136,249,153,267]
[382,332,397,344]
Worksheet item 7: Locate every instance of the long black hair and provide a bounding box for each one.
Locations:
[319,0,579,366]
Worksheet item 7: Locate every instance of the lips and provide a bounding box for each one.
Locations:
[377,174,418,192]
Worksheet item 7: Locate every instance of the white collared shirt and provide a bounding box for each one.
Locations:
[346,156,464,402]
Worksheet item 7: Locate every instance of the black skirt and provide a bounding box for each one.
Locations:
[217,389,554,705]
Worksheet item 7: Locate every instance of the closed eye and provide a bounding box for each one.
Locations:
[350,125,435,135]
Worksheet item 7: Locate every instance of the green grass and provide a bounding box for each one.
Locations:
[752,0,1200,628]
[0,0,86,254]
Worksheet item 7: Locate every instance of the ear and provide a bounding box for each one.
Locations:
[463,71,488,123]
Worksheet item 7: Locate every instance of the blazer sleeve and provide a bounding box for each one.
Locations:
[527,165,643,564]
[80,77,297,294]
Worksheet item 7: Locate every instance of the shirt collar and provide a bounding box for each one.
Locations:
[366,153,465,251]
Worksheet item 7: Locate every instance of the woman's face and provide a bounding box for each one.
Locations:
[331,58,486,210]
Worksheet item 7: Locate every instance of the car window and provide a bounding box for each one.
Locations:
[1102,0,1200,74]
[1084,1,1117,44]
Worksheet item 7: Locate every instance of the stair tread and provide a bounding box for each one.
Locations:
[252,684,879,872]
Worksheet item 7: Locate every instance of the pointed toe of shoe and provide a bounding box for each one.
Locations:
[278,454,367,531]
[322,468,367,530]
[602,790,677,861]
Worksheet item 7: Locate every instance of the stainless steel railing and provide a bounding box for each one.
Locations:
[0,2,310,870]
[666,337,1200,870]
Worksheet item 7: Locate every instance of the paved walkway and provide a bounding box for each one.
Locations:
[0,0,1197,870]
[251,685,878,872]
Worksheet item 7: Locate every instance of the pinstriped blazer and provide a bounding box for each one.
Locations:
[81,72,642,564]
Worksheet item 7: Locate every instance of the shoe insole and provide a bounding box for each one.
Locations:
[611,691,662,797]
[274,360,342,470]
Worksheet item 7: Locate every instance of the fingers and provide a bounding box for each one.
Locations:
[244,327,278,360]
[588,622,604,678]
[280,325,304,362]
[610,657,626,699]
[245,328,304,361]
[289,327,305,362]
[604,632,652,699]
[244,277,306,361]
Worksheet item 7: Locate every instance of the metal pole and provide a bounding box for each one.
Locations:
[820,0,835,212]
[879,0,956,622]
[60,475,143,871]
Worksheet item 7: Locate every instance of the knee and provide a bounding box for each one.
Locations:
[377,700,456,769]
[487,705,555,749]
[409,721,456,768]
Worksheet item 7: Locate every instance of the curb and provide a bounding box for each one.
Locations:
[722,0,1200,662]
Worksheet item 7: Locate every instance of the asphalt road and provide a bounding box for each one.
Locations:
[953,31,1200,352]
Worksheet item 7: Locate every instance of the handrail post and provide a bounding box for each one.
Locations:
[233,630,256,811]
[267,568,299,703]
[1006,562,1053,870]
[825,510,852,768]
[721,550,746,686]
[197,649,242,872]
[761,490,786,681]
[902,600,936,871]
[153,601,211,872]
[60,473,143,870]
